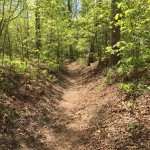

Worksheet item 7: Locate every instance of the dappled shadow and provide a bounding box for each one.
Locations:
[78,97,150,150]
[0,62,87,150]
[1,62,149,150]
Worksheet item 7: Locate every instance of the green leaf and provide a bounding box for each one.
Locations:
[114,14,119,20]
[127,102,133,108]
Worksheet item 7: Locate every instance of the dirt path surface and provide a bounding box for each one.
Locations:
[0,62,149,150]
[1,61,103,150]
[43,62,101,150]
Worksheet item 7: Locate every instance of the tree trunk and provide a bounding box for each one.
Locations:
[87,38,95,66]
[67,0,74,61]
[35,0,41,63]
[109,0,121,66]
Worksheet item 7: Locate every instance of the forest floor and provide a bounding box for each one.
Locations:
[0,62,150,150]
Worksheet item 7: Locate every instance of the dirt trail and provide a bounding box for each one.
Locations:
[1,62,149,150]
[0,61,102,150]
[26,62,150,150]
[45,62,100,150]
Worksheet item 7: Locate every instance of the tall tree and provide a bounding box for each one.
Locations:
[109,0,121,66]
[67,0,75,61]
[35,0,41,63]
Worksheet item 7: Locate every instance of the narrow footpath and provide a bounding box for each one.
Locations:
[44,62,102,150]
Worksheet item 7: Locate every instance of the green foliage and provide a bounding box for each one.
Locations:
[106,46,113,54]
[46,60,60,69]
[119,83,133,93]
[117,57,148,78]
[0,104,20,117]
[134,83,150,97]
[119,81,149,97]
[117,59,133,77]
[117,66,130,77]
[11,61,29,74]
[42,69,49,76]
[127,101,133,108]
[103,68,116,85]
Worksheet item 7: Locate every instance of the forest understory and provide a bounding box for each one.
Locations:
[0,62,149,150]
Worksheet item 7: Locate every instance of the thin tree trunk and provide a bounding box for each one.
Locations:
[67,0,74,61]
[2,27,8,66]
[35,0,41,64]
[87,38,95,66]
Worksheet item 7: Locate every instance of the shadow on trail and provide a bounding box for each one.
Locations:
[0,62,88,150]
[79,102,150,150]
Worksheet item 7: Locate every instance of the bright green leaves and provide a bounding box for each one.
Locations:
[127,101,133,108]
[125,9,135,17]
[119,83,133,93]
[106,46,113,54]
[114,14,119,20]
[114,13,123,20]
[117,2,123,9]
[0,0,149,71]
[50,0,57,6]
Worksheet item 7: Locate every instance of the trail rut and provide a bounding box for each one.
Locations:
[44,62,100,150]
